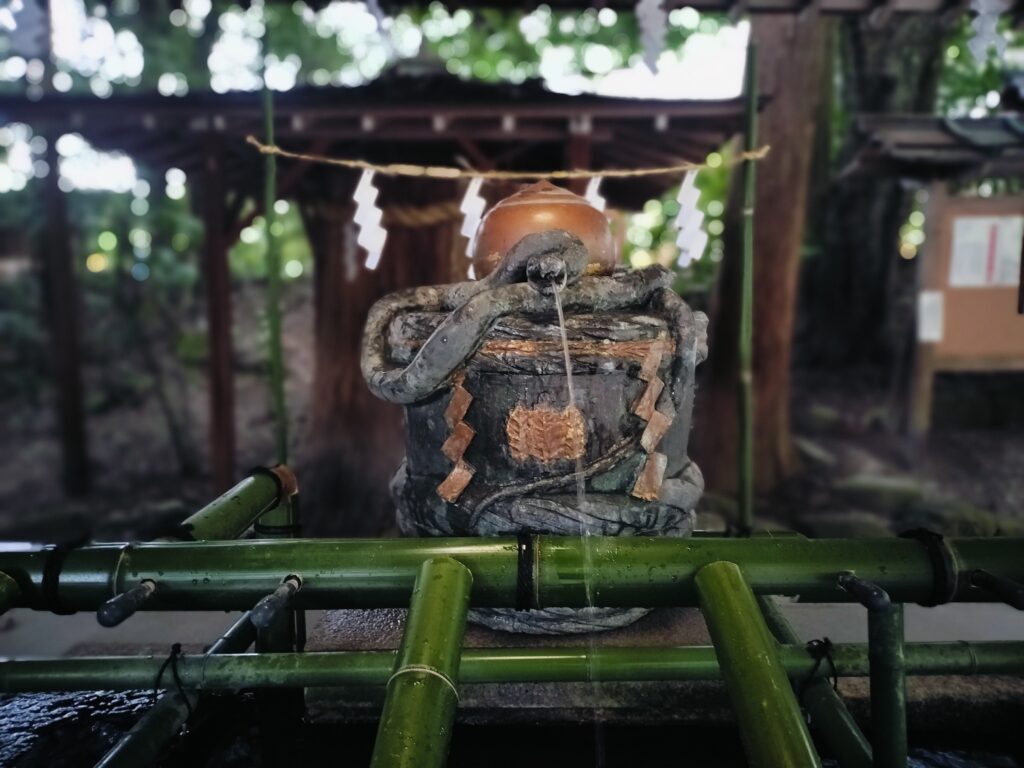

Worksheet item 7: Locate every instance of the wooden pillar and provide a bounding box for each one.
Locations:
[907,182,940,435]
[565,134,592,196]
[41,135,90,495]
[1018,202,1024,315]
[695,15,829,496]
[301,178,462,535]
[201,137,236,492]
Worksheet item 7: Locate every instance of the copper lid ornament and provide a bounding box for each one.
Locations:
[469,181,617,278]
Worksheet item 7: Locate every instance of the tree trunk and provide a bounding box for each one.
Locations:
[41,132,90,496]
[300,178,464,535]
[695,16,830,496]
[802,17,947,369]
[200,137,236,493]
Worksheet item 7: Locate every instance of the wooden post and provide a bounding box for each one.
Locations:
[201,137,236,492]
[737,43,758,535]
[41,135,90,495]
[565,134,592,196]
[908,182,944,436]
[696,15,828,496]
[302,178,462,535]
[1018,206,1024,315]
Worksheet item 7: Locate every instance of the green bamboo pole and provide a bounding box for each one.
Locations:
[95,472,280,766]
[94,612,256,768]
[1,641,1021,694]
[173,470,283,541]
[868,604,907,768]
[2,536,1019,612]
[258,40,302,663]
[758,596,873,768]
[370,557,472,768]
[262,84,288,467]
[697,561,821,768]
[0,571,19,616]
[737,42,758,536]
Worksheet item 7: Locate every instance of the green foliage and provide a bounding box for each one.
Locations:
[229,203,311,280]
[410,4,700,82]
[619,150,731,293]
[889,19,1023,262]
[938,17,1022,116]
[0,186,32,229]
[176,329,208,365]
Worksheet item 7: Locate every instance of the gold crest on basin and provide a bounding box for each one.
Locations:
[506,404,587,464]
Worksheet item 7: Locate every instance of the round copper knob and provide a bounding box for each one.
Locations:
[470,181,616,279]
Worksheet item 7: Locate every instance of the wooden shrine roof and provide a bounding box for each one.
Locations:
[851,114,1024,179]
[0,70,758,207]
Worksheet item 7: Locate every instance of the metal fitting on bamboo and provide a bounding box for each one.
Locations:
[96,579,156,627]
[970,568,1024,609]
[252,575,302,630]
[371,557,473,768]
[697,561,821,768]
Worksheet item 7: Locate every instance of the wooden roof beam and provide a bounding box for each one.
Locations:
[271,129,612,143]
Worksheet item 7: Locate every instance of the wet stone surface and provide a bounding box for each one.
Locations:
[0,690,152,767]
[306,605,713,652]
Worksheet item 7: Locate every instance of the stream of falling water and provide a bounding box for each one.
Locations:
[552,284,606,767]
[552,286,587,513]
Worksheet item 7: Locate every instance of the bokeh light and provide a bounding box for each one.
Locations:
[85,252,109,272]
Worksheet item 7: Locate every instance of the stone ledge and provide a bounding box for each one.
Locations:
[304,607,1024,734]
[305,606,712,653]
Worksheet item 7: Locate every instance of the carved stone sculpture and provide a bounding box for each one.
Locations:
[361,184,707,633]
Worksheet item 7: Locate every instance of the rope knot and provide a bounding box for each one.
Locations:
[154,642,193,722]
[799,637,839,707]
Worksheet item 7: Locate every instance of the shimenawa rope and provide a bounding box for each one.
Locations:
[246,135,770,181]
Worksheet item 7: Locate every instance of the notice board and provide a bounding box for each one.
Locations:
[911,187,1024,433]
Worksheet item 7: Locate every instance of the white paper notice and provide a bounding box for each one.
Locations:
[949,215,1023,287]
[918,291,944,343]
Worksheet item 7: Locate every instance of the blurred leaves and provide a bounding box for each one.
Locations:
[938,16,1022,116]
[619,149,731,293]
